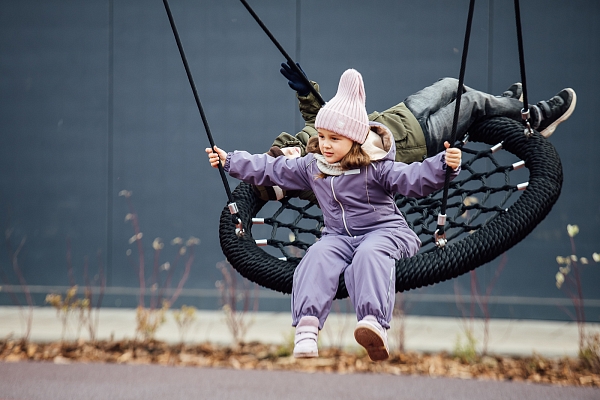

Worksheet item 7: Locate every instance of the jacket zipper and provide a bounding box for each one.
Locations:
[330,176,352,236]
[365,165,376,212]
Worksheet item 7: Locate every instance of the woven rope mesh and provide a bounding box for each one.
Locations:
[219,117,562,298]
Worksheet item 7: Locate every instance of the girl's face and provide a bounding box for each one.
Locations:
[317,129,354,164]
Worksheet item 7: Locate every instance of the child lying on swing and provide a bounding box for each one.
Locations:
[206,69,462,361]
[253,62,576,203]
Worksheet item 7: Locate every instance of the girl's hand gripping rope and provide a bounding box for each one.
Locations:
[206,146,227,168]
[434,142,462,248]
[443,141,462,170]
[205,145,244,237]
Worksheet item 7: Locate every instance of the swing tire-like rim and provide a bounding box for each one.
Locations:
[218,117,563,298]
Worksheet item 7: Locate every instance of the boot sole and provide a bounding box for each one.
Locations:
[293,351,318,358]
[540,89,577,138]
[294,353,319,358]
[293,340,318,358]
[354,324,389,361]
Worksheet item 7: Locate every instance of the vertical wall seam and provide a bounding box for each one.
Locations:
[486,0,494,286]
[487,0,494,94]
[294,0,302,131]
[106,0,114,287]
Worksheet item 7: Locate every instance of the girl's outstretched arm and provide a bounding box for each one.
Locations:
[205,145,227,169]
[379,146,461,198]
[443,141,462,170]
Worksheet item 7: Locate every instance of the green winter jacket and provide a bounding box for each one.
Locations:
[272,82,428,163]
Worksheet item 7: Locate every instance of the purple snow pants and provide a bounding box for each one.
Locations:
[291,227,413,330]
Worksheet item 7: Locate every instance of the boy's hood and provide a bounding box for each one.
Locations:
[361,121,395,162]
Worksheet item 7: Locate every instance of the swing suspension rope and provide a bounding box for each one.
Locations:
[514,0,534,137]
[238,0,325,105]
[434,0,476,247]
[162,0,245,236]
[435,0,533,246]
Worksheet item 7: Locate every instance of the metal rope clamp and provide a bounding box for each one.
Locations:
[434,214,448,248]
[228,202,245,237]
[521,108,534,138]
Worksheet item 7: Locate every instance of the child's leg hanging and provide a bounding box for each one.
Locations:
[424,92,523,155]
[343,228,408,361]
[343,228,406,328]
[403,77,463,123]
[291,235,353,329]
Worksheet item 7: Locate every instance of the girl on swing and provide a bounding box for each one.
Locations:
[206,69,462,361]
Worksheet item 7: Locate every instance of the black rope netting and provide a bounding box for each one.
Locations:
[219,117,563,298]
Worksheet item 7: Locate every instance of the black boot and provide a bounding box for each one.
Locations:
[533,88,577,138]
[501,82,523,101]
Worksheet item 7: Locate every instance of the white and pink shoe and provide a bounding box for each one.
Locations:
[293,316,319,358]
[354,315,390,361]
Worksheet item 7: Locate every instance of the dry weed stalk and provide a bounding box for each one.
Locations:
[1,229,33,342]
[453,253,507,358]
[580,332,600,373]
[554,224,599,366]
[320,299,353,350]
[82,252,106,342]
[391,292,407,353]
[215,261,259,346]
[120,190,199,341]
[63,237,106,342]
[135,301,169,341]
[173,305,197,343]
[45,286,88,341]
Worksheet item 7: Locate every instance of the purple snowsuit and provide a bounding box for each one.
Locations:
[224,122,460,330]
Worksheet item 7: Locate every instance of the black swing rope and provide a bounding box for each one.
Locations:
[435,0,534,243]
[434,0,476,246]
[238,0,325,106]
[162,0,245,235]
[514,0,534,136]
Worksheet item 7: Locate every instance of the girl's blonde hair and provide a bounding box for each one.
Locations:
[306,136,371,178]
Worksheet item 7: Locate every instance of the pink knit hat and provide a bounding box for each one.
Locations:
[315,69,370,144]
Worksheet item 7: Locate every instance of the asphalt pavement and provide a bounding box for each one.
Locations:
[1,361,599,400]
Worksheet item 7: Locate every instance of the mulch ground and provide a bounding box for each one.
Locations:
[1,339,599,388]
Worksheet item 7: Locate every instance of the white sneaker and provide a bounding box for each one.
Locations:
[293,316,319,358]
[354,315,390,361]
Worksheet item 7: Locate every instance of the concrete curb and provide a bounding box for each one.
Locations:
[1,306,596,358]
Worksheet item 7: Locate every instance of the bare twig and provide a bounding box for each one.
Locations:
[120,191,198,341]
[120,191,145,308]
[5,233,33,342]
[216,261,259,346]
[168,238,198,306]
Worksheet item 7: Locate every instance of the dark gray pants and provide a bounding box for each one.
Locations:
[404,77,524,156]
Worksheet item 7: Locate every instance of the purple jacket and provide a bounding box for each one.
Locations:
[224,123,459,256]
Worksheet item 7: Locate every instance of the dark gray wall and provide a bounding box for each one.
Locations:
[1,0,599,320]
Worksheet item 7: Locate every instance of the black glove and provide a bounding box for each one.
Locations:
[280,61,311,96]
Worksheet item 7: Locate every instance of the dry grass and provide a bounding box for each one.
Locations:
[1,338,599,387]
